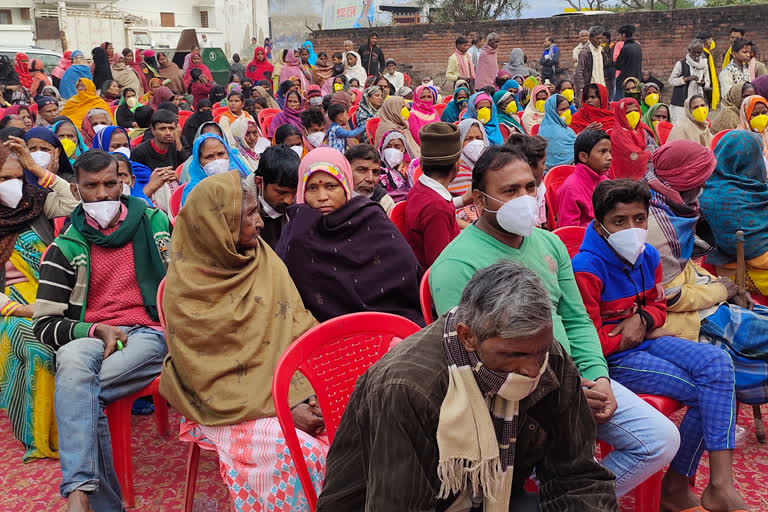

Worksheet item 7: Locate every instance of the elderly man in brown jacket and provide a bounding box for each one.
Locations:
[316,261,617,512]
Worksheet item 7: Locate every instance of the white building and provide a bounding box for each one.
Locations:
[0,0,268,59]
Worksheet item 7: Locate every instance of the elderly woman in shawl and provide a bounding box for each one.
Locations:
[374,95,420,157]
[461,91,503,146]
[354,85,384,142]
[60,78,113,131]
[230,117,270,172]
[59,51,92,100]
[642,102,673,146]
[183,51,213,88]
[246,47,273,83]
[493,89,525,134]
[503,48,537,82]
[668,95,713,147]
[279,50,310,92]
[408,85,440,145]
[343,51,367,88]
[181,133,248,207]
[160,171,329,511]
[156,52,185,95]
[539,94,576,169]
[0,133,79,461]
[610,97,654,179]
[736,95,768,161]
[441,84,470,124]
[710,82,752,134]
[377,129,417,202]
[700,130,768,296]
[110,53,144,97]
[267,90,304,139]
[521,84,550,134]
[276,147,423,325]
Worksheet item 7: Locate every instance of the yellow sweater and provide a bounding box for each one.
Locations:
[663,261,728,341]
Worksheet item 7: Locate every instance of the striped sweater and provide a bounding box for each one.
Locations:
[32,207,170,348]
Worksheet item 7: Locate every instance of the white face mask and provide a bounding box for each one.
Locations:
[462,139,486,166]
[290,145,304,158]
[382,147,404,168]
[307,132,325,147]
[600,224,647,265]
[30,151,52,170]
[0,178,24,208]
[483,193,538,237]
[309,96,323,106]
[202,158,230,176]
[121,182,131,196]
[114,146,131,158]
[93,124,108,134]
[126,96,138,108]
[82,199,121,229]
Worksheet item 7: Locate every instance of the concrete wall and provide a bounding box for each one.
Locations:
[310,4,768,92]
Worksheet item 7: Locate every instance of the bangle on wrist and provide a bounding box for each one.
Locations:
[1,301,21,317]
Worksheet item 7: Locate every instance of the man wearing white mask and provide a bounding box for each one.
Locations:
[430,145,680,500]
[572,179,748,512]
[131,109,190,172]
[253,145,300,249]
[317,260,619,511]
[345,144,394,214]
[33,149,170,512]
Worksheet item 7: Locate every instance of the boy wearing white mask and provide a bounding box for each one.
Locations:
[430,145,680,500]
[571,179,748,512]
[253,145,300,249]
[33,149,170,512]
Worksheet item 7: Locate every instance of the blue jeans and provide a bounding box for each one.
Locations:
[608,337,736,477]
[596,379,680,497]
[54,326,167,510]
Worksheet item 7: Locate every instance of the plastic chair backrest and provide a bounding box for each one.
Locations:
[257,108,280,131]
[419,267,433,324]
[168,183,186,220]
[388,200,408,238]
[212,105,227,116]
[710,129,732,150]
[433,103,447,117]
[272,312,421,510]
[443,95,453,104]
[543,165,575,229]
[531,123,540,136]
[348,105,358,122]
[403,73,411,87]
[261,113,278,137]
[366,117,380,144]
[177,110,192,130]
[458,108,467,119]
[130,136,142,149]
[175,163,184,179]
[656,121,674,146]
[553,226,587,259]
[109,104,118,116]
[499,124,511,141]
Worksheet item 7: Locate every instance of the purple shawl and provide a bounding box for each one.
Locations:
[275,196,424,325]
[267,91,305,138]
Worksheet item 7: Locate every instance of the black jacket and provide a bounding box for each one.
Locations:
[615,39,643,86]
[358,44,385,77]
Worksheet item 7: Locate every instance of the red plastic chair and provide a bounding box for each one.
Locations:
[105,375,169,508]
[348,105,358,122]
[443,95,453,104]
[419,267,434,324]
[168,183,186,223]
[388,200,407,238]
[272,312,422,510]
[656,121,674,145]
[366,117,380,144]
[403,73,411,87]
[257,108,280,131]
[261,113,278,138]
[433,103,447,117]
[542,165,575,230]
[531,123,540,135]
[499,124,511,141]
[174,163,184,179]
[458,108,467,119]
[130,136,142,149]
[212,105,228,117]
[177,110,192,130]
[553,226,587,258]
[710,129,732,150]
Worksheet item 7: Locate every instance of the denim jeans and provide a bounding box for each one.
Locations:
[596,380,680,497]
[54,325,167,511]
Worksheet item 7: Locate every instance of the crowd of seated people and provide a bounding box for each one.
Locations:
[0,31,766,512]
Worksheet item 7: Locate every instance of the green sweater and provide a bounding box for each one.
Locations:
[429,224,609,382]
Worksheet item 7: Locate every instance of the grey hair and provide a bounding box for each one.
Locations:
[455,260,552,342]
[589,26,604,38]
[689,38,705,51]
[87,108,110,119]
[487,32,499,41]
[579,30,590,37]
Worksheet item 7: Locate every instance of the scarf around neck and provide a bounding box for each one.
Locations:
[70,195,165,321]
[437,309,547,512]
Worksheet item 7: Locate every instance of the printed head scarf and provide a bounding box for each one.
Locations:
[737,95,768,160]
[649,139,716,205]
[462,92,503,146]
[521,84,550,132]
[297,147,354,204]
[181,133,249,206]
[14,53,32,89]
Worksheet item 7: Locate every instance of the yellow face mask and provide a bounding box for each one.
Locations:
[625,111,641,129]
[504,100,518,114]
[709,40,716,51]
[60,138,76,158]
[652,120,660,131]
[560,110,572,126]
[477,107,491,125]
[400,106,410,120]
[692,106,709,124]
[561,89,575,103]
[645,93,659,107]
[535,100,546,113]
[333,83,343,92]
[750,114,768,133]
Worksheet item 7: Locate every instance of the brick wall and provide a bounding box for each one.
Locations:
[310,5,766,94]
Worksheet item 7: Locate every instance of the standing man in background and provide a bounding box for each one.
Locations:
[468,36,484,68]
[475,33,500,90]
[540,36,560,83]
[446,36,475,90]
[574,26,605,100]
[573,30,590,69]
[615,25,642,100]
[359,32,385,77]
[696,31,720,110]
[602,31,616,100]
[721,27,746,70]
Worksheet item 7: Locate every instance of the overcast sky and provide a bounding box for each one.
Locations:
[523,0,570,18]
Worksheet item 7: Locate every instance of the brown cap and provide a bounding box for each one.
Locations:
[419,122,462,166]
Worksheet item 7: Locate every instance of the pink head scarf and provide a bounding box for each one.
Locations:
[408,84,440,144]
[297,147,354,204]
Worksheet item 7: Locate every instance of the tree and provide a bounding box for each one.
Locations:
[420,0,526,22]
[611,0,696,9]
[703,0,768,5]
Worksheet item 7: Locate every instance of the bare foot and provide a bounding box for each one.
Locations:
[701,482,750,512]
[67,490,92,512]
[660,471,701,511]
